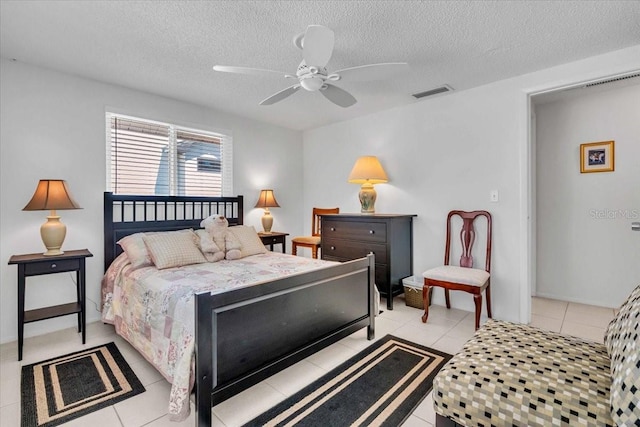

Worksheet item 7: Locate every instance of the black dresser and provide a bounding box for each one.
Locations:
[320,214,416,309]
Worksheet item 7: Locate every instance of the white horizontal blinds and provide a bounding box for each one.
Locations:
[176,130,223,196]
[107,112,232,196]
[110,116,170,195]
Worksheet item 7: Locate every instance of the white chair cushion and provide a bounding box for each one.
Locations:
[423,265,490,287]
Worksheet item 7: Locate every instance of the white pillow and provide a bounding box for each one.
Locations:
[117,233,153,270]
[228,225,268,258]
[143,229,207,269]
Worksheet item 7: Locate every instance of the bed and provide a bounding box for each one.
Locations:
[101,192,375,426]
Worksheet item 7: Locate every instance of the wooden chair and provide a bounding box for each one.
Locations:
[292,207,339,259]
[421,210,492,330]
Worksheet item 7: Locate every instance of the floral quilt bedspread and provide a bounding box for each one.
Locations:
[101,252,334,421]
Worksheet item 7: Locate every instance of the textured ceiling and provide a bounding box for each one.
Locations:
[1,1,639,131]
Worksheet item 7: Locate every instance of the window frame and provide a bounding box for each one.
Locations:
[106,112,233,197]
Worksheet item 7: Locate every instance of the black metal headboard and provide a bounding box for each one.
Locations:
[104,192,244,272]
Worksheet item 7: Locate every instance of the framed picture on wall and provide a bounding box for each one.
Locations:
[580,140,614,173]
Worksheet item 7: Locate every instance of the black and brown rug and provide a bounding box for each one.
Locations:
[244,335,452,427]
[21,342,145,427]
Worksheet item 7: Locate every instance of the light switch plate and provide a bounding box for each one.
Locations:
[490,190,499,202]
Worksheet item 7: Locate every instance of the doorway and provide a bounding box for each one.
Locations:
[528,74,640,317]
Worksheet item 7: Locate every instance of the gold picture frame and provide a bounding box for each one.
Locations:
[580,140,614,173]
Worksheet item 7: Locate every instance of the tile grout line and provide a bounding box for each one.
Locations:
[113,405,126,427]
[560,301,569,332]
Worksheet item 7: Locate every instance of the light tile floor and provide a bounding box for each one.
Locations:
[0,295,615,427]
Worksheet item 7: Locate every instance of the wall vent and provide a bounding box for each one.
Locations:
[585,73,640,88]
[412,84,453,99]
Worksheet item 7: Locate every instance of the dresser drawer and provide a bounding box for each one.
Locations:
[322,255,388,285]
[24,259,80,276]
[322,239,387,261]
[323,220,387,243]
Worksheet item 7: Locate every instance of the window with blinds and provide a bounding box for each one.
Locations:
[106,113,232,196]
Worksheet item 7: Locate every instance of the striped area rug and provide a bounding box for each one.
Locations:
[244,335,451,427]
[21,342,145,427]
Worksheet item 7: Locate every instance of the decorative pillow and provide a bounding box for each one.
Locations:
[142,229,208,269]
[228,225,268,258]
[194,229,225,263]
[117,233,153,269]
[604,284,640,426]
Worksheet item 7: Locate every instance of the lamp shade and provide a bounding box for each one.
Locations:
[347,156,389,184]
[23,180,82,211]
[254,189,280,209]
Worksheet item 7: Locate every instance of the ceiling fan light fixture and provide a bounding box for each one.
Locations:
[300,76,324,91]
[213,25,406,107]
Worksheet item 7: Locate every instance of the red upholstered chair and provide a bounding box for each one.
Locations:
[421,210,492,330]
[291,207,339,259]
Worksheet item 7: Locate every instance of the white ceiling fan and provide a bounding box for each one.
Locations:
[213,25,409,108]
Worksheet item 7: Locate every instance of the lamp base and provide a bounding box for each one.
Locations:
[261,209,274,233]
[358,183,377,214]
[41,215,66,256]
[43,249,64,256]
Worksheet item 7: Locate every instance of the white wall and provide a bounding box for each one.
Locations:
[535,82,640,306]
[0,59,304,344]
[303,45,640,322]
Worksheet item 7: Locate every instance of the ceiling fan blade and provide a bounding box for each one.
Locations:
[259,85,300,105]
[302,25,334,67]
[213,65,288,78]
[333,62,410,82]
[320,84,357,108]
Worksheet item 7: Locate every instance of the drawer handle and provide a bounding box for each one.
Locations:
[51,263,57,269]
[369,230,374,234]
[330,246,335,250]
[330,227,335,231]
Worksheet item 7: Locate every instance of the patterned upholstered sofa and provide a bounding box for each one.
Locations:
[432,285,640,427]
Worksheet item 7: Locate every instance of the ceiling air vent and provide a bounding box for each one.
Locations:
[585,73,640,88]
[412,85,453,99]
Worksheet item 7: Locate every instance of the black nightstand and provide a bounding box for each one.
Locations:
[258,232,289,253]
[8,249,93,360]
